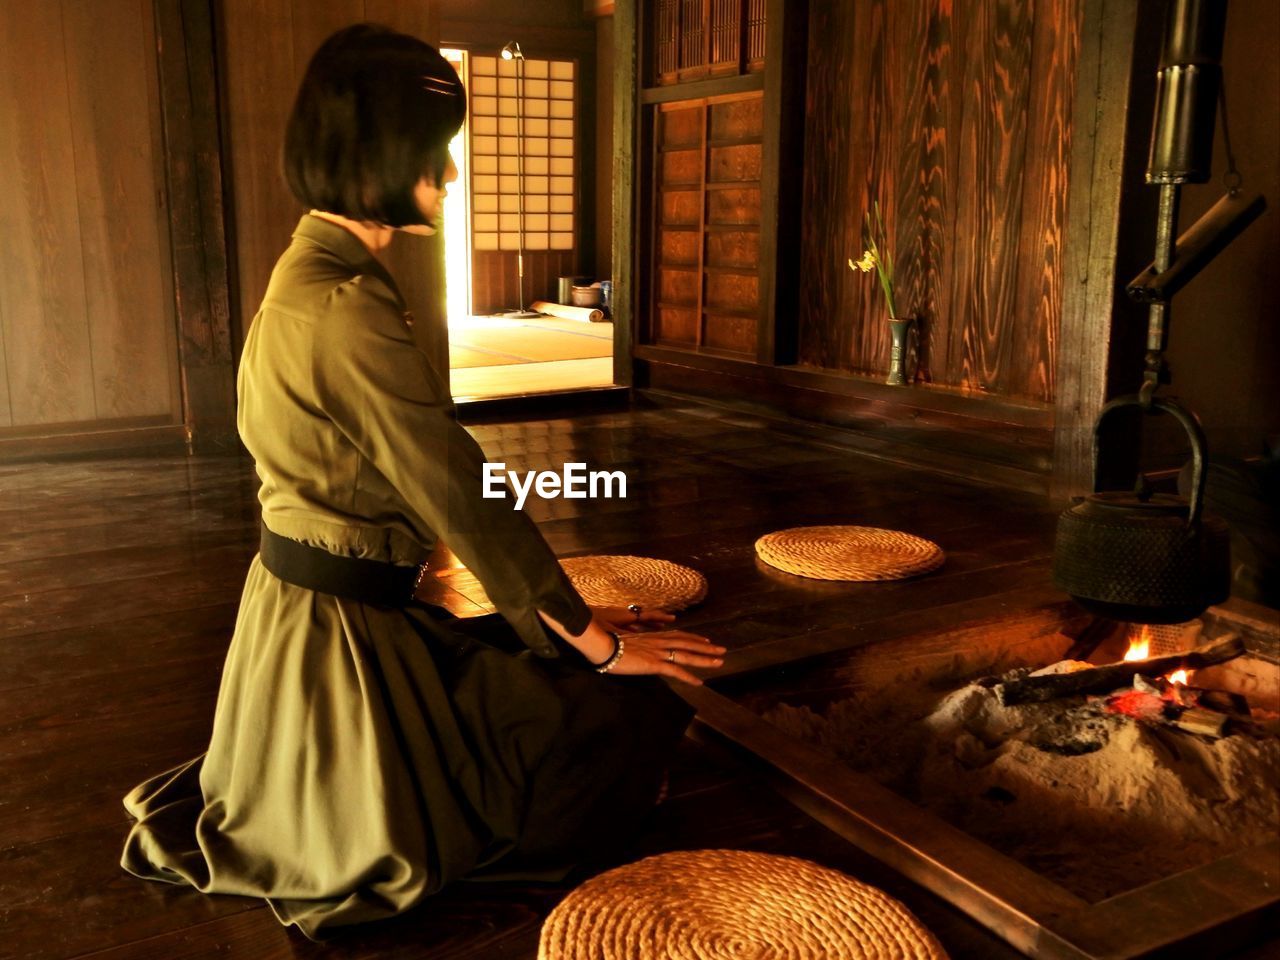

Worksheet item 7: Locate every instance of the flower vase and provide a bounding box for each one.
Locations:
[886,317,912,386]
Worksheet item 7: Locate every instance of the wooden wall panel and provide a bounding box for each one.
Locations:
[63,0,178,420]
[469,250,577,314]
[1009,0,1081,405]
[944,0,1032,395]
[0,1,95,426]
[642,89,762,356]
[796,0,1080,404]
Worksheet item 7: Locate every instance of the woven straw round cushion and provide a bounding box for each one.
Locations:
[560,555,708,611]
[755,525,945,582]
[538,849,948,960]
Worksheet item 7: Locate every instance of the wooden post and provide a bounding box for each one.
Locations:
[1052,0,1164,500]
[152,0,237,452]
[613,0,639,387]
[756,0,807,366]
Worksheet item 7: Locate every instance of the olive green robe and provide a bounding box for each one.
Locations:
[120,215,692,938]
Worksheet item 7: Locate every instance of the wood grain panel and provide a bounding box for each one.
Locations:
[703,313,755,353]
[706,230,759,268]
[707,143,761,181]
[662,190,702,225]
[855,0,896,378]
[945,0,1033,394]
[796,0,1080,403]
[660,267,700,304]
[705,272,758,312]
[63,0,177,420]
[643,87,760,357]
[662,148,703,184]
[887,0,956,387]
[708,187,760,224]
[1008,0,1081,404]
[660,105,702,146]
[655,306,698,344]
[708,96,762,139]
[660,228,700,265]
[0,0,95,426]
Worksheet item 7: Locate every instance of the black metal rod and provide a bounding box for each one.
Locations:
[1144,183,1181,383]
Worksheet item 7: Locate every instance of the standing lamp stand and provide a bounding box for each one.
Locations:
[501,40,540,319]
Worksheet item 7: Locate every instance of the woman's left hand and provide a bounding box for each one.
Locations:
[593,604,675,633]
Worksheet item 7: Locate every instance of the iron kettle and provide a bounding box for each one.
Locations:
[1053,394,1230,624]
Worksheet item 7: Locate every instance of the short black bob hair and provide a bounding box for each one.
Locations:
[284,24,466,228]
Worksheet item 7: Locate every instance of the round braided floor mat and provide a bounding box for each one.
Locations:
[560,555,708,611]
[537,849,949,960]
[756,525,945,581]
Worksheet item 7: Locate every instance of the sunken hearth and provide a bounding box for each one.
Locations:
[761,621,1279,904]
[692,599,1280,959]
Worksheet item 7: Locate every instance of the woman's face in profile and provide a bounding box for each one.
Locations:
[403,154,459,236]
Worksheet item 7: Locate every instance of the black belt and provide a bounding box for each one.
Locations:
[259,525,427,607]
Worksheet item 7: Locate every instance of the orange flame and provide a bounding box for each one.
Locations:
[1124,625,1152,661]
[1125,626,1193,689]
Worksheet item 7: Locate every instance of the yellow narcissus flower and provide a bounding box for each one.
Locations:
[849,251,878,273]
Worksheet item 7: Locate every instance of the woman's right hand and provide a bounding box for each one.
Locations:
[603,628,726,686]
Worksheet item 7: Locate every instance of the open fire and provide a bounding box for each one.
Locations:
[1123,625,1190,686]
[1096,626,1258,738]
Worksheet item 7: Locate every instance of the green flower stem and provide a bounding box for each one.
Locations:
[864,203,897,319]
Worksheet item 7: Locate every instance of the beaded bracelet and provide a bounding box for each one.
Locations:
[593,631,626,674]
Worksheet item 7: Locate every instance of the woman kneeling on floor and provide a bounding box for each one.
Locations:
[120,23,724,940]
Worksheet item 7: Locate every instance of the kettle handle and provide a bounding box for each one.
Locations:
[1092,394,1207,529]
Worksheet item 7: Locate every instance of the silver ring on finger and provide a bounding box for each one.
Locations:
[667,649,676,663]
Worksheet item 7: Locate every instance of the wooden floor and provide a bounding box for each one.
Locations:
[1,397,1262,959]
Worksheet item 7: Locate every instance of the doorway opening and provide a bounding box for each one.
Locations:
[440,47,614,402]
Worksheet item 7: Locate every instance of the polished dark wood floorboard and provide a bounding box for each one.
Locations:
[3,399,1255,960]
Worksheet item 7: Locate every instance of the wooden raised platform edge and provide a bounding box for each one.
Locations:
[454,385,630,424]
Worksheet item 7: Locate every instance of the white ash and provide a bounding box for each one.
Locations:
[763,660,1280,903]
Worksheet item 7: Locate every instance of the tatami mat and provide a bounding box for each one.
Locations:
[448,316,613,368]
[450,357,614,400]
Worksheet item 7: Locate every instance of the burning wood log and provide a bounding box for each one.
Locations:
[1174,707,1230,739]
[997,633,1245,706]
